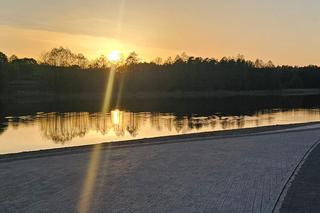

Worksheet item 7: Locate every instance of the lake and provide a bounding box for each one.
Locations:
[1,95,320,154]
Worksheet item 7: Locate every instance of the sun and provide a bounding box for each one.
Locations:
[107,50,121,62]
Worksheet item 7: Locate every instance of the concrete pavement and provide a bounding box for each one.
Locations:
[279,135,320,213]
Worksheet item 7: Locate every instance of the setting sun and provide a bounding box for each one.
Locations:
[107,50,121,62]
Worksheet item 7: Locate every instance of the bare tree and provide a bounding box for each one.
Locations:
[153,57,163,65]
[164,56,173,65]
[125,52,139,65]
[41,47,88,68]
[90,55,109,69]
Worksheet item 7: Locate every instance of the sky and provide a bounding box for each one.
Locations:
[1,0,319,65]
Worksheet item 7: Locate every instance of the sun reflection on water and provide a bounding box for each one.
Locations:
[1,109,320,151]
[111,109,122,126]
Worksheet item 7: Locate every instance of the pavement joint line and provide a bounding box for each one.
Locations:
[271,137,320,213]
[1,124,320,164]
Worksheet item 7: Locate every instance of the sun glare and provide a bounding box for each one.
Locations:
[111,110,122,126]
[107,50,121,62]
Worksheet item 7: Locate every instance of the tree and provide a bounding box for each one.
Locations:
[180,52,189,62]
[125,52,139,65]
[41,47,88,67]
[9,55,18,63]
[153,57,163,65]
[254,59,265,68]
[11,58,37,65]
[75,54,89,68]
[265,60,275,68]
[164,56,173,65]
[236,54,245,63]
[220,57,229,64]
[174,54,184,64]
[0,52,8,64]
[90,55,109,69]
[0,52,8,94]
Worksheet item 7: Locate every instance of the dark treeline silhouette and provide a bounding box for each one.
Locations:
[1,47,320,98]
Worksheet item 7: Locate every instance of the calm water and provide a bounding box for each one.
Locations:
[1,107,320,154]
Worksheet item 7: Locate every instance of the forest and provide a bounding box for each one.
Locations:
[1,47,320,97]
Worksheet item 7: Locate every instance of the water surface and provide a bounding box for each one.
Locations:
[1,108,320,154]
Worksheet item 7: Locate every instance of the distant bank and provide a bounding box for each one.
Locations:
[1,89,320,103]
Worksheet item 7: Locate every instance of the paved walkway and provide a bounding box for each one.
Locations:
[280,136,320,213]
[1,125,320,213]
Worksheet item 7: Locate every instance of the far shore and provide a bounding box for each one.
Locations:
[1,88,320,104]
[1,121,319,162]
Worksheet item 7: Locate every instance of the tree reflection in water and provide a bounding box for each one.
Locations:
[2,109,320,144]
[38,110,224,143]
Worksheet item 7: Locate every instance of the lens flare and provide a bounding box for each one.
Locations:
[107,51,121,62]
[77,144,102,213]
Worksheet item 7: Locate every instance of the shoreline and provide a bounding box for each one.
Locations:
[1,89,320,103]
[1,121,320,162]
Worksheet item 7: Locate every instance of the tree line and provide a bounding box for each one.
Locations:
[1,47,320,97]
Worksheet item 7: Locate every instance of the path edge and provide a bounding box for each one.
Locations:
[272,137,320,213]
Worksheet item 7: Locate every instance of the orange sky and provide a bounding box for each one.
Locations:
[1,0,320,65]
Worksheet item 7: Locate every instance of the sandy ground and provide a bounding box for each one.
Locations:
[1,123,320,213]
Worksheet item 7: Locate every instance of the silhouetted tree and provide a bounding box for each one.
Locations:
[90,55,109,69]
[266,60,275,68]
[75,53,89,68]
[41,47,88,68]
[11,58,37,65]
[254,59,265,68]
[153,57,163,65]
[125,52,139,65]
[0,52,8,64]
[165,56,173,65]
[9,55,18,63]
[180,52,189,62]
[0,52,8,94]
